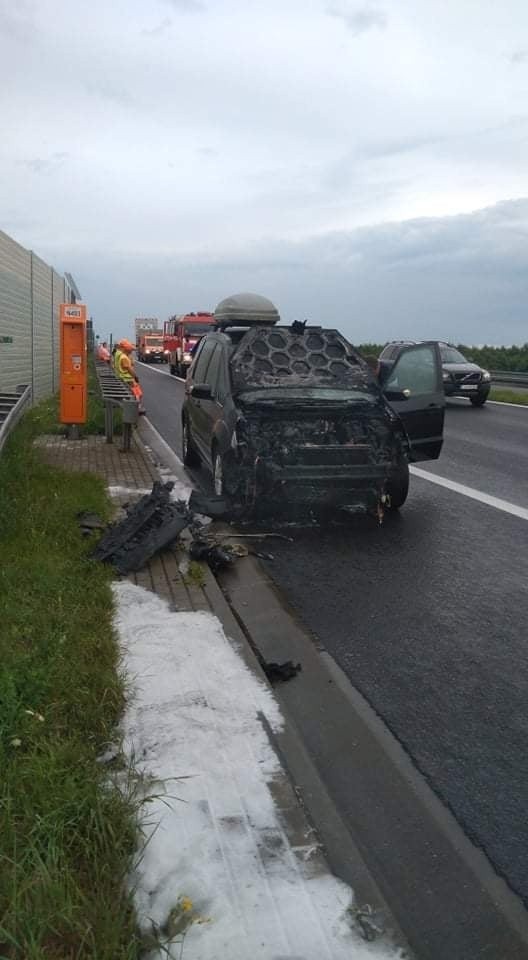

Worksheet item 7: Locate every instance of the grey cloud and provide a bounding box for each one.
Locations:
[26,152,69,175]
[72,199,528,347]
[0,0,37,40]
[509,49,528,64]
[141,17,173,37]
[84,81,136,107]
[164,0,206,12]
[326,3,386,36]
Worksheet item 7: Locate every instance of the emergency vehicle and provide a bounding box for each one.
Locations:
[163,312,215,378]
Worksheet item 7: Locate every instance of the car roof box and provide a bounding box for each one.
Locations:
[214,292,280,329]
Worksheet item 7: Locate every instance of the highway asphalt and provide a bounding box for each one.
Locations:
[138,362,528,905]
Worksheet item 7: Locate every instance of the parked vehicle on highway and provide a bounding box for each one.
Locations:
[379,341,491,406]
[136,333,168,363]
[181,294,445,517]
[163,312,215,378]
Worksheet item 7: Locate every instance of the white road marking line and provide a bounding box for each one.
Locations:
[410,466,528,520]
[487,400,528,409]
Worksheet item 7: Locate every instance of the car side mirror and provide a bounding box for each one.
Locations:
[191,383,212,400]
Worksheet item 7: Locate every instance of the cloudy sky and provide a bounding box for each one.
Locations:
[2,0,528,343]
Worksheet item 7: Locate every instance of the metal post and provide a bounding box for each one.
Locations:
[122,422,131,452]
[105,401,114,443]
[121,398,139,453]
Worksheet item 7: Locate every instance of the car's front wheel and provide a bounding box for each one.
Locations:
[470,392,488,407]
[182,417,200,467]
[386,459,410,510]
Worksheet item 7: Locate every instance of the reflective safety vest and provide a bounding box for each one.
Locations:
[113,348,122,373]
[117,351,134,383]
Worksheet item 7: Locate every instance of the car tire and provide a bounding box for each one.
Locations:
[386,459,410,510]
[470,393,487,407]
[182,417,200,467]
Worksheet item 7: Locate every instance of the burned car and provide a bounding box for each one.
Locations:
[181,293,445,517]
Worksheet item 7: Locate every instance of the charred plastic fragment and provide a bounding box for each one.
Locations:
[92,481,192,574]
[263,660,302,685]
[188,539,236,572]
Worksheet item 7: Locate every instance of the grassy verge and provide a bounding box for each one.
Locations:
[0,402,138,959]
[489,388,528,405]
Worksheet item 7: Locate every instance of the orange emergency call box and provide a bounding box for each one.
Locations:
[60,303,87,424]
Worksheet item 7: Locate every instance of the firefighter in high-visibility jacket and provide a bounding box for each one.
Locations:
[113,342,123,373]
[116,340,145,413]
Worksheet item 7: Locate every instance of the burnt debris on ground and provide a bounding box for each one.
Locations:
[90,482,271,575]
[92,481,193,574]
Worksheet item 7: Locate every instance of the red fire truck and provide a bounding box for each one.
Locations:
[163,312,215,378]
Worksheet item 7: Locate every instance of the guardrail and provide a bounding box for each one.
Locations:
[0,384,32,456]
[490,370,528,386]
[94,360,139,452]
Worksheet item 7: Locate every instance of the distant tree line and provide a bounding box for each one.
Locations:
[358,343,528,372]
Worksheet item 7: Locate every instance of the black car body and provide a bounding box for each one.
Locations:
[182,296,445,517]
[380,341,491,406]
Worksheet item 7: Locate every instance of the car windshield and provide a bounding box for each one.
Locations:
[230,327,375,394]
[440,346,468,364]
[145,337,162,345]
[183,324,213,336]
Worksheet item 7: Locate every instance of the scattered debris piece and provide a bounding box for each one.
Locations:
[189,539,236,573]
[92,481,192,574]
[76,510,105,537]
[229,543,249,558]
[350,903,385,943]
[263,660,302,685]
[290,318,308,334]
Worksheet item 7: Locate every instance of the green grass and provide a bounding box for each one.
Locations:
[0,402,139,959]
[489,388,528,405]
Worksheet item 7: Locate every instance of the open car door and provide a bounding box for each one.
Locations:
[381,341,445,461]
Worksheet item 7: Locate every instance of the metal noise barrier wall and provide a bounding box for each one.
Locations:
[0,228,77,402]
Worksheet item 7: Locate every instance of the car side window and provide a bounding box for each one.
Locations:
[204,344,222,396]
[215,348,229,402]
[386,345,438,395]
[192,339,216,382]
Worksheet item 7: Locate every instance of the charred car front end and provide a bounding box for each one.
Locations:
[227,368,408,516]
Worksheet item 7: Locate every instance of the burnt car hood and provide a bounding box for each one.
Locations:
[230,326,378,394]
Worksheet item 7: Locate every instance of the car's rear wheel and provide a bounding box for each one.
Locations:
[470,393,488,407]
[182,417,200,467]
[386,459,410,510]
